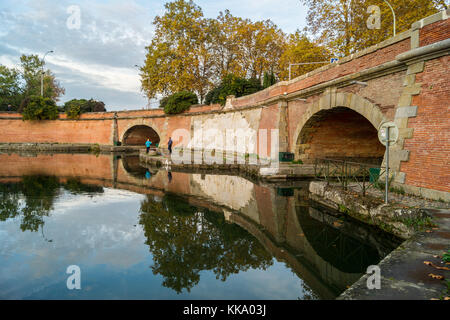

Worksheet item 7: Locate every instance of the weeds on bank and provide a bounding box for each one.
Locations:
[374,181,406,195]
[403,216,437,231]
[90,144,100,156]
[443,250,450,263]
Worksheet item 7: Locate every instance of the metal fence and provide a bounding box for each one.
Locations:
[314,158,386,196]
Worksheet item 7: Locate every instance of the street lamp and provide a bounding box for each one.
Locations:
[41,50,53,97]
[383,0,396,37]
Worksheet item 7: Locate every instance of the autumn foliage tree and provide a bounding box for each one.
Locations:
[142,1,307,103]
[301,0,447,56]
[142,0,447,104]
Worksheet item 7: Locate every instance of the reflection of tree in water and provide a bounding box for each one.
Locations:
[20,176,60,232]
[139,194,273,294]
[0,176,104,233]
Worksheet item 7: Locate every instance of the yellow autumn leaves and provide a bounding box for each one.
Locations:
[140,0,446,103]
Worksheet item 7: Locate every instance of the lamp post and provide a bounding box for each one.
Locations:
[383,0,396,37]
[41,50,53,97]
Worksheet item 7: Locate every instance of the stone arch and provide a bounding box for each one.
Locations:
[122,124,161,146]
[120,120,162,147]
[292,92,387,164]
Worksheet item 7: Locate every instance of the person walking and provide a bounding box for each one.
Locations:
[145,138,152,153]
[168,137,173,155]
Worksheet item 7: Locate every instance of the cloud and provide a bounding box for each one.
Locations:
[0,0,308,111]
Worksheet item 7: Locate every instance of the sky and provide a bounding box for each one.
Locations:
[0,0,308,111]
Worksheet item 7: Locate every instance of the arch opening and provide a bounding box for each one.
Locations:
[122,125,160,147]
[296,107,385,165]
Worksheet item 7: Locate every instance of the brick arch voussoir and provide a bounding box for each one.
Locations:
[291,92,386,153]
[120,120,162,144]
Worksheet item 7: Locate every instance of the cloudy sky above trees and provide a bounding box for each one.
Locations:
[0,0,307,111]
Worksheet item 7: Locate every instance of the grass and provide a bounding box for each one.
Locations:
[374,181,406,195]
[402,216,437,231]
[291,160,303,165]
[90,143,100,156]
[443,250,450,263]
[338,204,350,214]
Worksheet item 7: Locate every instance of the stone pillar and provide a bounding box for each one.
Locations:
[112,112,119,146]
[278,99,293,162]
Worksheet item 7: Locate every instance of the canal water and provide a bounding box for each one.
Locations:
[0,153,401,300]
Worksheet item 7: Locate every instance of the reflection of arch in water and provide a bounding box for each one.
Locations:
[121,155,158,180]
[122,125,161,146]
[296,205,381,274]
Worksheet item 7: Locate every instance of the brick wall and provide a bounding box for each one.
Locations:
[419,18,450,47]
[299,108,385,163]
[0,117,113,145]
[400,56,450,193]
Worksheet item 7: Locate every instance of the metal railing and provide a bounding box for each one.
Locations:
[314,158,386,196]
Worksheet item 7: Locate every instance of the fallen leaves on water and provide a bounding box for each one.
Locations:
[428,273,444,280]
[423,261,450,271]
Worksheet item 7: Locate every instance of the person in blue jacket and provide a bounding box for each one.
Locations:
[145,138,152,153]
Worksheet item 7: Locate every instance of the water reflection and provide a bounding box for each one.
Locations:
[0,153,401,299]
[139,194,273,293]
[0,176,103,234]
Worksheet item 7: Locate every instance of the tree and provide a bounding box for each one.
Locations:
[204,74,262,106]
[64,98,107,119]
[235,18,286,80]
[0,176,103,233]
[162,91,198,114]
[0,54,65,112]
[142,1,287,103]
[19,54,65,103]
[278,32,331,81]
[0,65,21,110]
[22,95,59,120]
[301,0,445,57]
[263,71,277,88]
[139,194,273,294]
[142,0,214,103]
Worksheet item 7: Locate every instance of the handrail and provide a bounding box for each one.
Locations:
[313,158,387,196]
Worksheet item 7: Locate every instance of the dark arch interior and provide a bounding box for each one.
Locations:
[123,125,160,146]
[296,205,382,274]
[297,107,385,165]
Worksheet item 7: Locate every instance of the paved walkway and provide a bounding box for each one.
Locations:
[339,208,450,300]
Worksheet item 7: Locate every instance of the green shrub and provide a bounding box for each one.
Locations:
[159,96,170,109]
[204,74,263,106]
[64,98,106,119]
[443,250,450,263]
[163,91,198,114]
[262,71,277,88]
[66,104,81,119]
[22,95,59,120]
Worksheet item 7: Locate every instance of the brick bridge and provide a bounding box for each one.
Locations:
[0,10,449,200]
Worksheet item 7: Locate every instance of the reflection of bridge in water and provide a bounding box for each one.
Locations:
[0,152,400,299]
